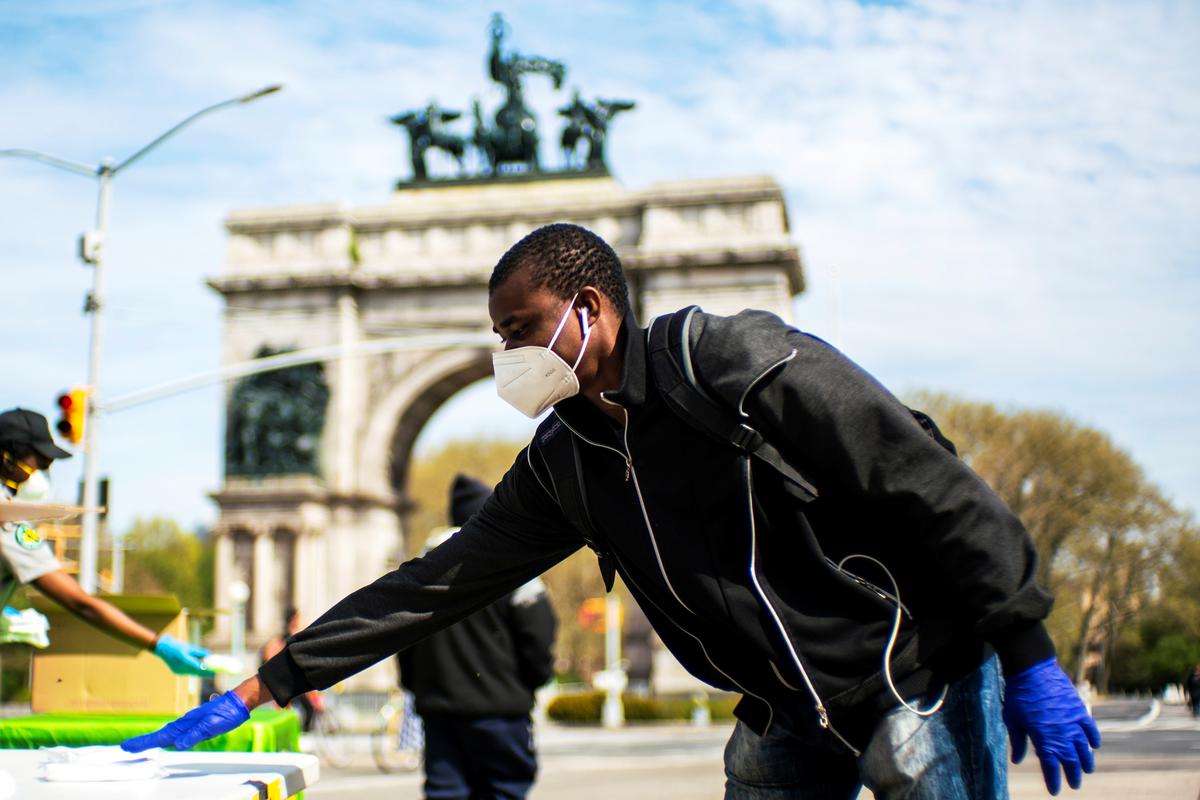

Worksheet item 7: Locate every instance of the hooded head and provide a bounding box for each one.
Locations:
[449,473,492,527]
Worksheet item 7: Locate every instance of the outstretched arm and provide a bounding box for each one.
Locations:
[34,570,156,650]
[123,448,580,751]
[33,569,211,676]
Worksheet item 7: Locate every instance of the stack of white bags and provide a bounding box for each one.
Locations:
[0,606,49,648]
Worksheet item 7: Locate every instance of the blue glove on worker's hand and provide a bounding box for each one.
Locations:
[1003,657,1101,795]
[121,691,250,752]
[154,633,212,676]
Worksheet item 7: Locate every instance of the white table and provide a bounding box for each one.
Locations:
[0,749,319,799]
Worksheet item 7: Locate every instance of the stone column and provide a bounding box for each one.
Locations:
[331,287,360,494]
[212,527,233,644]
[252,526,274,637]
[294,527,321,622]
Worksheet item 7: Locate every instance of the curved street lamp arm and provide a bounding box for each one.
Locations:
[0,148,97,178]
[111,83,283,175]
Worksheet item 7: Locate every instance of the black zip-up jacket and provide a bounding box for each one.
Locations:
[397,577,556,718]
[261,308,1054,751]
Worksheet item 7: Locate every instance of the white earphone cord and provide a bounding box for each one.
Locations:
[835,554,948,717]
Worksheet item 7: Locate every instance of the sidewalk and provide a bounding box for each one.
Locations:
[537,719,1200,800]
[308,705,1200,799]
[529,720,1200,800]
[1005,760,1200,800]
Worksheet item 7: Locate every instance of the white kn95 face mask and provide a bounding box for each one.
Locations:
[492,294,593,419]
[15,469,51,502]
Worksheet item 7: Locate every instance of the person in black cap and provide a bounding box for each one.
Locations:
[396,474,558,800]
[0,407,212,676]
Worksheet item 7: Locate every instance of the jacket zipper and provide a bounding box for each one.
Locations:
[735,354,860,752]
[552,412,630,474]
[563,402,696,616]
[552,411,776,730]
[743,457,862,757]
[825,557,912,619]
[603,531,777,735]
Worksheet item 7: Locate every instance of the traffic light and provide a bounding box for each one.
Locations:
[578,597,607,632]
[577,597,623,632]
[55,387,89,445]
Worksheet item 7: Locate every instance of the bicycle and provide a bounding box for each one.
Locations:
[303,687,356,769]
[371,688,424,773]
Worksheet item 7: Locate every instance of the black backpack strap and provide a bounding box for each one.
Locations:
[647,307,818,500]
[535,417,617,592]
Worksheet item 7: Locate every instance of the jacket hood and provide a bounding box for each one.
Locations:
[450,474,491,526]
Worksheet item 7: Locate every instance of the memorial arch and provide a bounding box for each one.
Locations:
[206,173,804,687]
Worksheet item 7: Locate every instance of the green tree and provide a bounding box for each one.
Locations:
[120,517,214,609]
[1108,514,1200,692]
[913,393,1193,690]
[404,438,527,555]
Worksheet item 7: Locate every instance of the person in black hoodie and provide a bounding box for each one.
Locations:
[398,474,557,800]
[1185,663,1200,719]
[128,224,1100,800]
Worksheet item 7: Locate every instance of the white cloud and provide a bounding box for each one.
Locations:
[2,0,1197,529]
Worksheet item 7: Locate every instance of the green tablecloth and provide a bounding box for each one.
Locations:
[0,706,300,752]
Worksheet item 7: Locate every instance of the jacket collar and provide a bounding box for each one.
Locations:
[601,311,647,409]
[553,311,647,435]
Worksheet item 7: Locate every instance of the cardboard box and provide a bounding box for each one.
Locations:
[29,594,199,714]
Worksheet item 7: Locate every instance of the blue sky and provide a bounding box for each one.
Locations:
[2,0,1197,533]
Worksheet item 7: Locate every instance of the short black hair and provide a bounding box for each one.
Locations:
[489,223,630,312]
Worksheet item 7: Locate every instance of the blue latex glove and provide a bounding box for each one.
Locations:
[1003,658,1101,795]
[121,690,250,752]
[154,633,212,676]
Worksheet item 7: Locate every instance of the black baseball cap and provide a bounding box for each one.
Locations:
[0,408,73,461]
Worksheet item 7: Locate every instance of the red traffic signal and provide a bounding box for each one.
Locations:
[55,387,89,445]
[577,597,622,633]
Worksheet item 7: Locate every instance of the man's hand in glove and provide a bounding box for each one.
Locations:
[154,633,213,676]
[1003,658,1101,795]
[121,691,250,752]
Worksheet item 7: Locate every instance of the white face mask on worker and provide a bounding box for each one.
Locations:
[15,469,50,502]
[492,295,592,419]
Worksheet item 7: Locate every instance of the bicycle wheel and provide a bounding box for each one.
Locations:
[312,708,356,768]
[372,694,423,773]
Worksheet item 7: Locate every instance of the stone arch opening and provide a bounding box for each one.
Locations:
[387,356,496,506]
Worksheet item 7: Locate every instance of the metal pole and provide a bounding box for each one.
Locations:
[101,331,498,414]
[78,162,112,594]
[229,580,250,673]
[111,527,124,593]
[231,600,246,668]
[601,594,625,729]
[0,85,284,594]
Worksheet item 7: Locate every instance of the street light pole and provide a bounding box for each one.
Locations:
[79,161,113,593]
[2,84,282,593]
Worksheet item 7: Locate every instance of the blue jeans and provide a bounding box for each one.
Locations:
[422,714,537,800]
[724,657,1007,800]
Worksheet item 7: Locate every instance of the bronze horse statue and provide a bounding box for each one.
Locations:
[391,102,467,182]
[559,90,635,171]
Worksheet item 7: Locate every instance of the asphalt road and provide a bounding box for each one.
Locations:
[305,701,1200,800]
